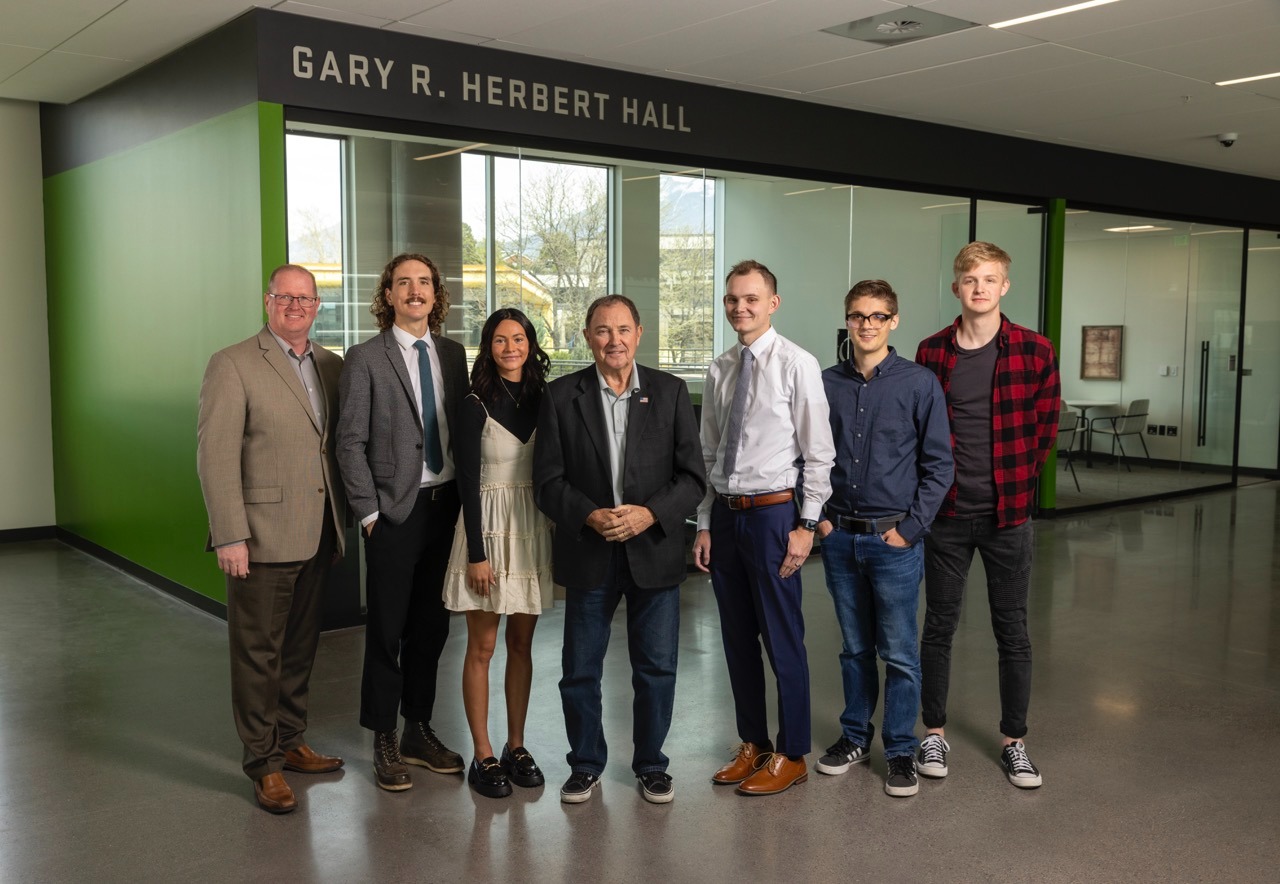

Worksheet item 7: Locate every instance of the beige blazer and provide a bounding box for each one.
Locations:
[197,326,347,562]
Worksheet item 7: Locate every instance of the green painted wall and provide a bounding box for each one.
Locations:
[44,102,274,603]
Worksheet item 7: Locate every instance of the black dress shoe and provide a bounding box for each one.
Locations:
[469,756,513,799]
[374,729,412,792]
[501,744,545,788]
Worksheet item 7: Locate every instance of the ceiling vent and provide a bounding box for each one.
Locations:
[822,6,978,46]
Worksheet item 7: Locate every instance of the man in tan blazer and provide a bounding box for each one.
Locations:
[197,264,348,814]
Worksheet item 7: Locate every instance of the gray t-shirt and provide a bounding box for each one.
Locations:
[948,337,997,516]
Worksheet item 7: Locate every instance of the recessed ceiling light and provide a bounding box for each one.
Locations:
[1103,225,1171,233]
[1215,71,1280,86]
[991,0,1123,30]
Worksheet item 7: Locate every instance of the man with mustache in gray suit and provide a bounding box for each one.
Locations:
[337,253,469,792]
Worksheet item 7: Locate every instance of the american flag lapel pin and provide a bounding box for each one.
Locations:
[640,396,650,404]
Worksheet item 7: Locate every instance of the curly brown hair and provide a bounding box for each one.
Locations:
[370,253,451,333]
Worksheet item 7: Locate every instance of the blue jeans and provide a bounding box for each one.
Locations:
[820,528,925,759]
[560,550,679,776]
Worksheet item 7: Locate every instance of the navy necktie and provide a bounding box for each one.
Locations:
[412,340,444,473]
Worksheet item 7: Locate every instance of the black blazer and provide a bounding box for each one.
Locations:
[534,364,706,589]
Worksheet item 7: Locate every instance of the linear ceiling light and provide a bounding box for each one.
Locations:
[413,143,489,161]
[1103,225,1171,233]
[783,187,826,196]
[921,201,969,210]
[1216,71,1280,86]
[990,0,1123,29]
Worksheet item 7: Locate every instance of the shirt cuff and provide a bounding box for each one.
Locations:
[361,511,379,527]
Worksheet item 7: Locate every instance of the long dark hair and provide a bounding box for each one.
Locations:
[470,307,550,406]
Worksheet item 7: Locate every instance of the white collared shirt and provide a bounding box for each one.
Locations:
[697,326,834,527]
[596,362,641,507]
[391,324,455,487]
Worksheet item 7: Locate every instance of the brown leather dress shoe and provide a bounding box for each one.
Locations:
[254,772,298,814]
[736,753,808,795]
[283,744,344,774]
[712,741,773,785]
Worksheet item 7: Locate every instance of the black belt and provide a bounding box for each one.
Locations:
[827,511,906,534]
[418,481,456,501]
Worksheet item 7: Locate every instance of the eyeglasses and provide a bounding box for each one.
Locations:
[268,293,319,308]
[845,312,893,328]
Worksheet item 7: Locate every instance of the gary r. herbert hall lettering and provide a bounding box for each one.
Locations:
[291,46,692,132]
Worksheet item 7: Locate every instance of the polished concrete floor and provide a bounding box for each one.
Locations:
[3,483,1279,883]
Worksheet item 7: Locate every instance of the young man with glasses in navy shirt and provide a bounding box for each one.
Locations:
[814,279,952,797]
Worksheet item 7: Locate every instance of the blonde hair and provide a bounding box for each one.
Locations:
[953,241,1012,279]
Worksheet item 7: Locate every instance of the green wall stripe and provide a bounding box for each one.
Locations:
[44,103,266,603]
[1039,198,1067,510]
[258,101,287,291]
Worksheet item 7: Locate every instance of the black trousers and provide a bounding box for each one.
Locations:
[227,511,336,780]
[359,483,460,733]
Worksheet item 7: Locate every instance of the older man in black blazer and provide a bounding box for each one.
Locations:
[534,294,706,806]
[337,253,469,792]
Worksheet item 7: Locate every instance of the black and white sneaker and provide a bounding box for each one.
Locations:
[917,733,950,779]
[815,736,868,775]
[884,755,918,797]
[560,771,601,804]
[637,771,674,804]
[1000,740,1042,789]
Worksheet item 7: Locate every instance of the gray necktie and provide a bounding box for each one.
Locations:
[412,340,444,473]
[721,346,753,481]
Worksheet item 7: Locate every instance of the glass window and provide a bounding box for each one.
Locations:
[284,134,344,351]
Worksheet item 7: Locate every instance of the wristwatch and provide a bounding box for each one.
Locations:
[798,519,818,532]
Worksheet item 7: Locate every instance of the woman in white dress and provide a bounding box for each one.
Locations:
[442,308,554,798]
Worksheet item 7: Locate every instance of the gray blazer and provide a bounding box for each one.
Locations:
[196,326,347,561]
[534,364,706,589]
[336,328,468,526]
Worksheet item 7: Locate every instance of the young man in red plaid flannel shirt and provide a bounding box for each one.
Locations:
[913,242,1060,789]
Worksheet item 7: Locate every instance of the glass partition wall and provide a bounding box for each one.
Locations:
[1059,211,1245,508]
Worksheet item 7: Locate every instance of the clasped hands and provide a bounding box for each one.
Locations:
[586,505,655,543]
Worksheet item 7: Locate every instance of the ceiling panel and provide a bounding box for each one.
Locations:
[939,0,1252,40]
[592,0,894,71]
[1117,26,1280,85]
[400,0,610,40]
[273,1,395,29]
[3,0,122,50]
[1058,0,1280,57]
[385,21,493,45]
[305,0,449,19]
[670,32,879,82]
[59,0,265,61]
[754,25,1039,93]
[0,50,140,103]
[0,44,46,81]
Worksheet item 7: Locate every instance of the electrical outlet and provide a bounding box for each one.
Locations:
[1167,425,1178,437]
[1147,424,1158,435]
[1158,425,1167,435]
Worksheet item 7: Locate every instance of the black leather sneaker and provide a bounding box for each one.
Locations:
[560,771,600,804]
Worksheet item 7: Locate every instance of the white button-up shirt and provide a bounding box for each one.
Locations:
[697,326,834,527]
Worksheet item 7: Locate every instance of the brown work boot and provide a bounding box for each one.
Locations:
[374,729,412,791]
[711,741,773,785]
[736,753,808,795]
[254,772,297,814]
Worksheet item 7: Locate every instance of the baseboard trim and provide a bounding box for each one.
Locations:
[55,528,229,621]
[0,525,58,543]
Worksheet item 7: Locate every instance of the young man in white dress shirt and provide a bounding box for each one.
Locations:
[693,259,835,796]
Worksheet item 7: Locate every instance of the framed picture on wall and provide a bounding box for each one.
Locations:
[1081,325,1123,380]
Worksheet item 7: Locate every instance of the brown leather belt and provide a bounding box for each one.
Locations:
[718,489,795,511]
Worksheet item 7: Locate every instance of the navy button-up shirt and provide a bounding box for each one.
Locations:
[821,347,954,544]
